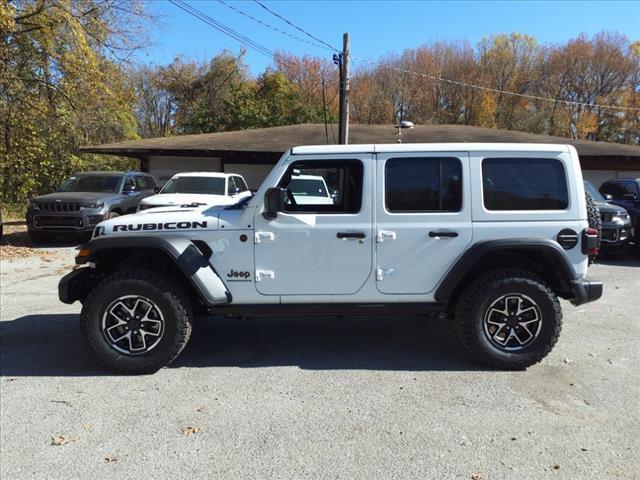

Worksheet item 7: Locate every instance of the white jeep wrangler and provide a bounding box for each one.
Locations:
[59,143,602,374]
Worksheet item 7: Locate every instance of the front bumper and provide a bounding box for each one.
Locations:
[59,267,93,304]
[570,278,603,306]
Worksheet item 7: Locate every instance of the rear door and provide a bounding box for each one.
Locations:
[375,152,473,294]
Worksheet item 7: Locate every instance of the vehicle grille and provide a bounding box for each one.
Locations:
[601,228,618,242]
[600,212,614,222]
[39,202,81,212]
[34,216,85,229]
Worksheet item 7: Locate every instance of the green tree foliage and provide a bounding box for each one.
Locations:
[1,0,148,204]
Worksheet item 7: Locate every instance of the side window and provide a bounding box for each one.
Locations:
[236,176,249,192]
[482,158,568,210]
[278,160,363,214]
[123,176,135,192]
[385,157,462,212]
[144,176,156,190]
[134,176,148,190]
[623,182,639,198]
[227,177,237,195]
[600,182,627,199]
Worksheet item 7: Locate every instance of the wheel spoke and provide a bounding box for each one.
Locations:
[483,293,543,352]
[102,295,165,356]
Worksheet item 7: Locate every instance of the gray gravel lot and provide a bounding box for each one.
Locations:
[1,247,639,479]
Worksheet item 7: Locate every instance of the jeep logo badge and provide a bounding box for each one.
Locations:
[227,269,251,280]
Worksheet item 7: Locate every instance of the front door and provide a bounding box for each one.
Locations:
[253,155,373,296]
[375,152,473,295]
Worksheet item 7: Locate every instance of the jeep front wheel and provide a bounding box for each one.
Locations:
[455,269,562,370]
[80,269,193,374]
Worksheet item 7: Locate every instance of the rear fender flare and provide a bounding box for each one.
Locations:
[434,238,577,304]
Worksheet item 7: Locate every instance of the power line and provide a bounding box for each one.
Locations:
[169,0,324,83]
[253,0,340,53]
[215,0,333,52]
[375,63,640,112]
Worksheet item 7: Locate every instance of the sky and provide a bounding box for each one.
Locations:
[139,0,640,74]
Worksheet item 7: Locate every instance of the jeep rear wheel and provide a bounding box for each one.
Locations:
[80,269,193,374]
[455,269,562,370]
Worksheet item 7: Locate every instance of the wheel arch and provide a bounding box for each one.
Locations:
[435,239,578,309]
[60,235,230,309]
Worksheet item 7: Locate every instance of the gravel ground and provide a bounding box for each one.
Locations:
[1,244,639,480]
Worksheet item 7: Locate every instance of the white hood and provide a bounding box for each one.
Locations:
[140,193,236,208]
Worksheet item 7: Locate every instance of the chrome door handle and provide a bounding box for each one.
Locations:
[429,230,458,238]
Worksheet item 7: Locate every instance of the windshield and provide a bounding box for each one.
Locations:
[584,181,606,202]
[161,177,225,195]
[288,178,328,197]
[59,175,120,193]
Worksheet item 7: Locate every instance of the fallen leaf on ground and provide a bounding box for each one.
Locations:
[553,464,561,470]
[471,473,484,480]
[182,426,201,436]
[51,435,76,446]
[81,424,92,431]
[104,454,117,463]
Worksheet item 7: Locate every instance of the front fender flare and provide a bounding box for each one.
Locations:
[61,235,230,305]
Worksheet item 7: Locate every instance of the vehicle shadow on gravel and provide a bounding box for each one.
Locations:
[0,314,482,376]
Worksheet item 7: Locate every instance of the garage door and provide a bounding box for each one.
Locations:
[223,163,275,190]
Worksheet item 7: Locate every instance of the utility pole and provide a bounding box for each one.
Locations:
[337,33,350,145]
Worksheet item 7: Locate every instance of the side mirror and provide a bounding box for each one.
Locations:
[263,187,287,220]
[231,187,241,196]
[603,193,613,201]
[154,187,161,194]
[622,193,638,201]
[122,184,135,194]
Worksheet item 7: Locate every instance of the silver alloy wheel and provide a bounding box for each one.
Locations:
[101,295,165,355]
[483,293,542,351]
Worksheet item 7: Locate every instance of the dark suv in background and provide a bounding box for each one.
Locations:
[26,171,157,243]
[584,181,631,256]
[600,178,640,248]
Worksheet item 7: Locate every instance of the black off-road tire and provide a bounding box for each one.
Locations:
[28,230,54,244]
[455,269,563,370]
[80,268,193,374]
[585,192,601,263]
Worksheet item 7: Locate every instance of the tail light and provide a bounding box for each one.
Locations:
[582,227,599,256]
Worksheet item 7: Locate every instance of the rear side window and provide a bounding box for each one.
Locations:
[482,158,568,210]
[601,181,639,199]
[385,157,462,212]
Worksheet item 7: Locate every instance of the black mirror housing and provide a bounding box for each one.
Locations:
[154,187,161,194]
[263,187,287,219]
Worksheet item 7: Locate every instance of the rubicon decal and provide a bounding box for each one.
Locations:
[113,221,208,232]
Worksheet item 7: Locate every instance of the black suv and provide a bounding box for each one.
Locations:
[26,171,157,243]
[599,178,640,247]
[584,181,631,256]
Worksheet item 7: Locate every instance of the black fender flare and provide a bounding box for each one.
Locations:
[434,238,578,304]
[59,235,230,305]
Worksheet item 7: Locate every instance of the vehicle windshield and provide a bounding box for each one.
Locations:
[584,181,606,202]
[161,177,225,195]
[58,175,120,193]
[288,178,328,197]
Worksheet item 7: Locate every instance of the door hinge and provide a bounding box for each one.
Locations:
[376,267,395,281]
[376,230,397,243]
[254,231,275,243]
[255,270,275,282]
